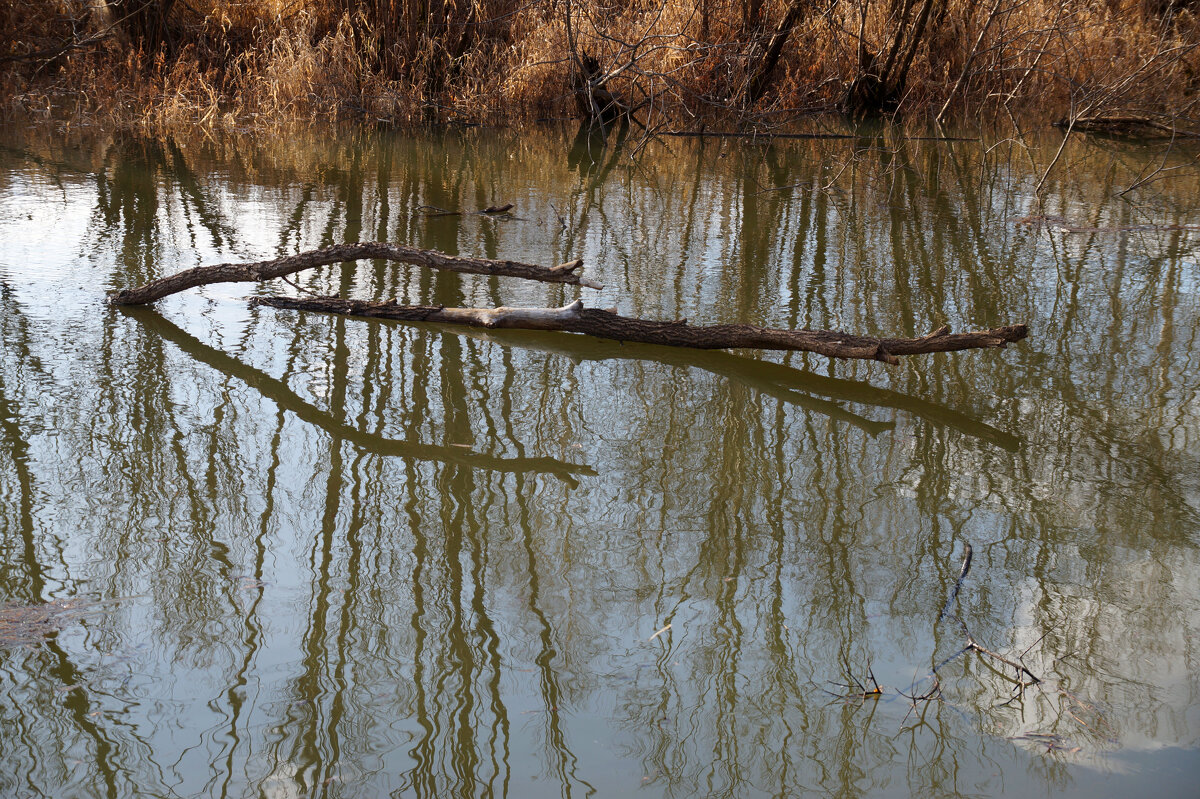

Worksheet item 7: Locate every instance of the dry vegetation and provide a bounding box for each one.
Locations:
[1,0,1197,132]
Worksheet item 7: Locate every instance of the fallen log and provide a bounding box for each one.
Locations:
[107,242,601,305]
[1054,115,1200,139]
[252,297,1029,365]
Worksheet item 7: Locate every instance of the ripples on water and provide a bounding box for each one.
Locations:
[0,125,1197,797]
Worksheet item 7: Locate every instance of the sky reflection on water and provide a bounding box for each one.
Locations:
[0,124,1198,798]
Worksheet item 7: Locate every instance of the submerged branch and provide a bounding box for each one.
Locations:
[107,242,603,305]
[935,541,1042,687]
[965,635,1042,685]
[940,541,974,621]
[253,297,1029,365]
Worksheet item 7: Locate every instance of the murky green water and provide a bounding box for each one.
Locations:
[0,123,1198,797]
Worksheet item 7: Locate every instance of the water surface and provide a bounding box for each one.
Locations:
[0,123,1198,797]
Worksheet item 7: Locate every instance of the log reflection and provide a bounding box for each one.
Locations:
[128,308,596,483]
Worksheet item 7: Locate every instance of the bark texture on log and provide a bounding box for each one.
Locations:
[254,297,1029,364]
[107,243,602,305]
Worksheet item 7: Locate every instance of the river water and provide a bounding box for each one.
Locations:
[0,123,1197,797]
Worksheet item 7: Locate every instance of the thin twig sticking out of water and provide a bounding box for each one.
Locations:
[937,542,1042,692]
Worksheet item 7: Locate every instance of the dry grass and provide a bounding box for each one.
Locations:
[1,0,1197,131]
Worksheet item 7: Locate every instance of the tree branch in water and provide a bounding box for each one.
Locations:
[253,297,1029,365]
[107,243,602,305]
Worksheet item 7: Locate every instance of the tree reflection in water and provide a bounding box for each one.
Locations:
[0,125,1197,797]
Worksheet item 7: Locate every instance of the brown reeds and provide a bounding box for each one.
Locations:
[2,0,1197,130]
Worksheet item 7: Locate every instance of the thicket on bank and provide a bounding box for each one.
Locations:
[2,0,1197,129]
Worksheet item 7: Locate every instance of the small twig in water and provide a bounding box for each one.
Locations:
[898,673,942,723]
[279,274,320,297]
[420,203,515,218]
[935,541,1042,692]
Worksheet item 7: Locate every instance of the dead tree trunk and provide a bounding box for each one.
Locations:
[106,0,176,53]
[842,0,940,116]
[253,296,1029,365]
[107,243,601,305]
[743,0,809,107]
[573,53,625,126]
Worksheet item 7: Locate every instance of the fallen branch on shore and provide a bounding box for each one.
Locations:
[253,296,1028,365]
[107,242,601,305]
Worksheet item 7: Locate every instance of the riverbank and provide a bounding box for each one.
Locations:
[2,0,1198,133]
